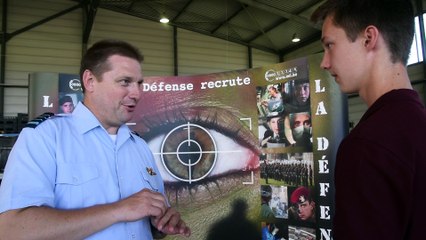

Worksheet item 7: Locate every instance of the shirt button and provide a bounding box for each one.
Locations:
[131,234,136,239]
[72,177,78,183]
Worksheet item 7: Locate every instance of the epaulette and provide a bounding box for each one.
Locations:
[25,112,55,128]
[130,131,143,139]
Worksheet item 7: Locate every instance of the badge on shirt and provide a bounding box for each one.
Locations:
[146,167,157,176]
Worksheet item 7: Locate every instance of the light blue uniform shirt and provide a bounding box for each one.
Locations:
[0,103,165,240]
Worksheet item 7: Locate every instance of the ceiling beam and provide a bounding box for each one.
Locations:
[7,3,82,40]
[237,0,321,30]
[241,4,277,49]
[82,0,100,46]
[170,0,193,21]
[210,5,245,34]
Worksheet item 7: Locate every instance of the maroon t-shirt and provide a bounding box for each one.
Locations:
[333,89,426,240]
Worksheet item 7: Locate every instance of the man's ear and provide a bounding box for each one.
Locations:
[363,25,379,49]
[82,69,95,92]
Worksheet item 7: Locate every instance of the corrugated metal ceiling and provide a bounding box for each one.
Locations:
[92,0,326,56]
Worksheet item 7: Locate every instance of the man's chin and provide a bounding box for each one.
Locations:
[119,113,134,124]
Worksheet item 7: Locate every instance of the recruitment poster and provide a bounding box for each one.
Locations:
[129,53,347,240]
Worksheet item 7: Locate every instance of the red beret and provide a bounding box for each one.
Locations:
[290,187,311,204]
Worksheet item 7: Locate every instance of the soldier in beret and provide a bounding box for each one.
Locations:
[289,186,315,223]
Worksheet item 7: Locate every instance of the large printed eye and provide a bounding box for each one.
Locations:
[159,122,217,183]
[141,107,259,183]
[130,78,261,214]
[130,102,260,209]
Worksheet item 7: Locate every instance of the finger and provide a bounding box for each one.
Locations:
[181,225,191,237]
[130,190,168,219]
[148,204,166,218]
[140,190,168,214]
[164,212,190,236]
[156,208,179,231]
[175,220,190,236]
[153,210,191,237]
[142,189,167,202]
[173,220,191,237]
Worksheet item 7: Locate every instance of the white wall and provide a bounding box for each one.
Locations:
[89,8,176,76]
[252,48,280,68]
[3,0,82,115]
[177,28,247,75]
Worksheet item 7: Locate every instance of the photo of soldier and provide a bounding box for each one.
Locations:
[58,95,75,114]
[260,84,284,115]
[284,112,312,150]
[288,186,316,224]
[260,152,314,187]
[261,185,275,222]
[282,79,311,113]
[58,74,83,115]
[260,112,289,148]
[257,82,284,118]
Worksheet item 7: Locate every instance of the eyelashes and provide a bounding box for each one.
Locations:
[135,104,260,183]
[138,105,260,156]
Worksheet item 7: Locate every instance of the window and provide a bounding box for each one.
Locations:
[407,14,425,65]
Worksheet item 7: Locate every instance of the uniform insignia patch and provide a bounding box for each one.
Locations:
[146,167,157,176]
[25,112,55,128]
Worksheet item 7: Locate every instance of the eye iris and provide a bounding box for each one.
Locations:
[161,123,217,183]
[177,140,202,164]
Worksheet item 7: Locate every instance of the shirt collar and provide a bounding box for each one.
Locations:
[72,102,134,147]
[72,102,102,135]
[360,89,420,124]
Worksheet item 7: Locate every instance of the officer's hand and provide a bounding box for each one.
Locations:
[115,189,168,222]
[152,207,191,237]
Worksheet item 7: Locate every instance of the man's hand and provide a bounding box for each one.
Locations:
[152,207,191,237]
[114,189,190,237]
[115,189,169,222]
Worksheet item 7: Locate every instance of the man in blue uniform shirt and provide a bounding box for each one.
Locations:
[0,39,191,239]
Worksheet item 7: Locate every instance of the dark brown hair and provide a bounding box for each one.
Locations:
[311,0,415,65]
[79,39,144,92]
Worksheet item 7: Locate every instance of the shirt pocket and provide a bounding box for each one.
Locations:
[56,163,99,185]
[55,163,100,208]
[140,168,160,192]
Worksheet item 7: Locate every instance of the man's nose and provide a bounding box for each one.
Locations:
[129,83,141,99]
[320,53,330,70]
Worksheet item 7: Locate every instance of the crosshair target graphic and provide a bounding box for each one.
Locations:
[160,122,217,183]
